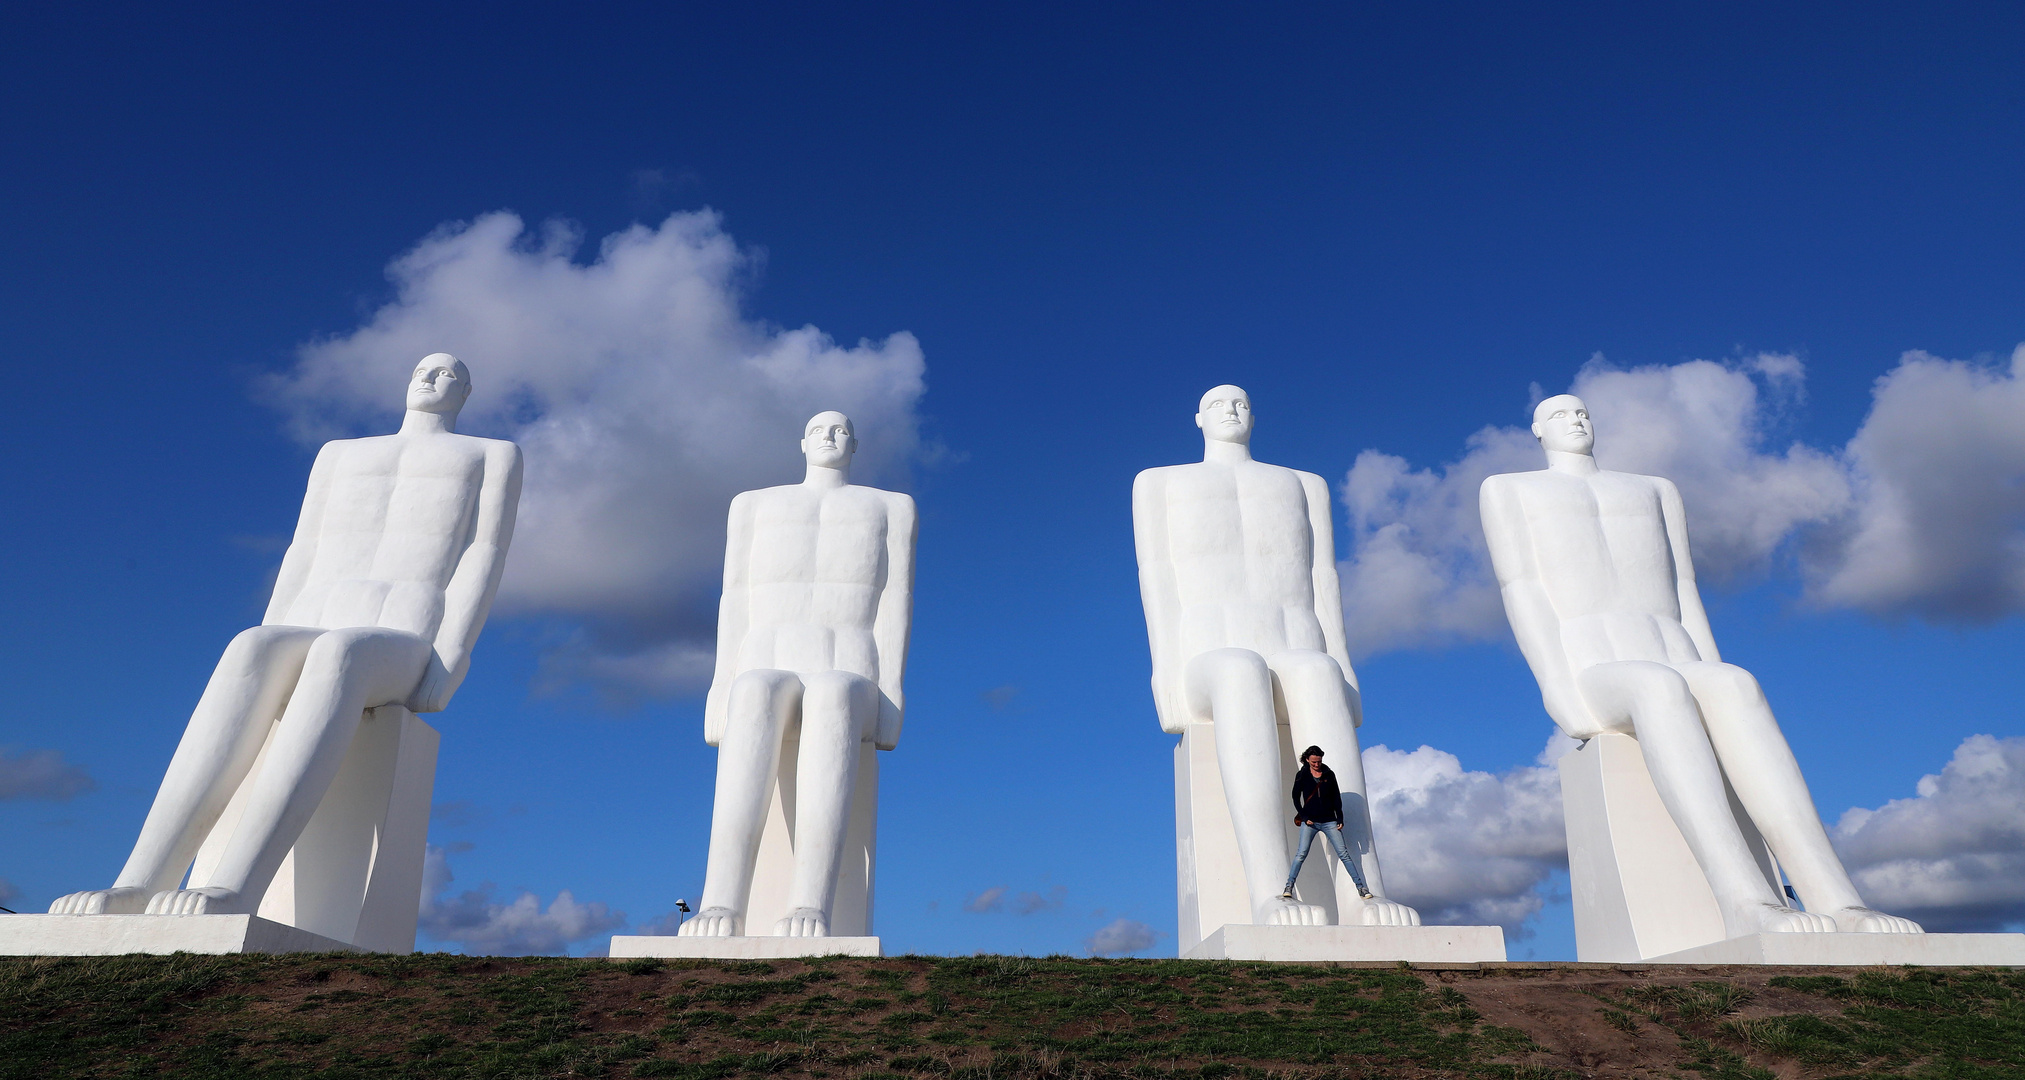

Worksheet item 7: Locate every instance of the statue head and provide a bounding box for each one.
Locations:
[801,411,857,471]
[406,353,472,417]
[1196,385,1255,445]
[1531,394,1593,456]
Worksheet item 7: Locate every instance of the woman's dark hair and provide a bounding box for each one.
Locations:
[1300,745,1326,763]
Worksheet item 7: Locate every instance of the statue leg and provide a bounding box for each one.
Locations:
[777,670,878,937]
[146,627,433,915]
[50,626,323,915]
[1186,648,1324,927]
[684,669,801,937]
[1678,662,1922,934]
[1577,661,1836,938]
[1269,650,1418,927]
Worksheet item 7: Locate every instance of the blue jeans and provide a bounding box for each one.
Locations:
[1284,820,1369,894]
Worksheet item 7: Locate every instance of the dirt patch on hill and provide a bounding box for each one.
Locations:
[1,954,2019,1079]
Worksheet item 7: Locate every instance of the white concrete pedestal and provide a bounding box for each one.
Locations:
[10,706,438,956]
[1560,733,1783,962]
[1647,931,2025,966]
[1184,923,1507,962]
[608,934,881,959]
[0,914,358,955]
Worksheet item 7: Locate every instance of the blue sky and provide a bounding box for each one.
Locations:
[3,3,2024,958]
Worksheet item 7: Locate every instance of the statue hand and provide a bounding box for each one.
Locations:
[408,657,458,714]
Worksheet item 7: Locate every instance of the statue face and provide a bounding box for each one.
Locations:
[406,353,471,415]
[1196,385,1254,444]
[802,411,857,469]
[1531,394,1593,455]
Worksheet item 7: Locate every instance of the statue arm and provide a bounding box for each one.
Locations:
[871,492,918,751]
[410,441,523,713]
[1479,477,1596,735]
[703,493,756,747]
[262,442,340,625]
[1659,478,1721,663]
[1132,470,1187,735]
[1301,471,1362,724]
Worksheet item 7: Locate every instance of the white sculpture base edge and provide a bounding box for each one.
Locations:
[0,914,360,956]
[608,935,882,959]
[1561,733,1783,962]
[1184,924,1507,963]
[1647,932,2025,966]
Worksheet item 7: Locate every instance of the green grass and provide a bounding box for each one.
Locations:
[1,954,2020,1079]
[1587,967,2025,1080]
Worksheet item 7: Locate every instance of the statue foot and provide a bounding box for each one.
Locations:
[1350,894,1422,927]
[1260,898,1328,926]
[775,908,829,937]
[1830,906,1924,934]
[1745,902,1837,935]
[144,887,251,915]
[48,887,152,915]
[677,908,741,937]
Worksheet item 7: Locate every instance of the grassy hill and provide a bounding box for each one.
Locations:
[2,953,2020,1079]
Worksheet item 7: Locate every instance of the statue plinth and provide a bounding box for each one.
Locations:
[0,914,359,956]
[608,935,881,959]
[1185,923,1505,962]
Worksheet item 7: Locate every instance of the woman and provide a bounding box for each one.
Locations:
[1282,745,1374,900]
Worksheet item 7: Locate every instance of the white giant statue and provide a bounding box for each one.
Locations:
[1134,386,1418,930]
[1480,394,1920,940]
[52,354,522,920]
[681,411,916,939]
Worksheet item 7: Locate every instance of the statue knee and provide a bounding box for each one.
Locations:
[1271,650,1344,687]
[225,625,305,665]
[1627,665,1698,718]
[1699,662,1766,705]
[801,670,872,711]
[1192,648,1270,686]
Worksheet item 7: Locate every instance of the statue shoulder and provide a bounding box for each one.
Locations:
[1133,462,1191,492]
[870,486,917,520]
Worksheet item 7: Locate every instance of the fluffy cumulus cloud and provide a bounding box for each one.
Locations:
[1085,918,1159,956]
[1808,349,2025,618]
[1340,349,2025,656]
[267,210,926,694]
[1362,738,1572,933]
[1832,734,2025,932]
[417,844,626,955]
[0,747,95,801]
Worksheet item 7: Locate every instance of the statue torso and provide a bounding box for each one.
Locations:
[1502,468,1704,670]
[1149,459,1328,661]
[734,483,903,680]
[277,432,497,638]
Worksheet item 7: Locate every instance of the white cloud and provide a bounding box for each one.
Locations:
[0,747,95,801]
[1362,737,1573,933]
[0,878,19,907]
[1085,917,1159,955]
[1339,348,2025,657]
[1832,734,2025,932]
[964,886,1008,913]
[267,210,927,693]
[1807,348,2025,619]
[1012,886,1066,915]
[417,844,626,955]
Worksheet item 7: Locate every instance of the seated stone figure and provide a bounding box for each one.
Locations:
[52,354,521,918]
[1134,386,1418,929]
[1479,394,1919,939]
[681,411,915,939]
